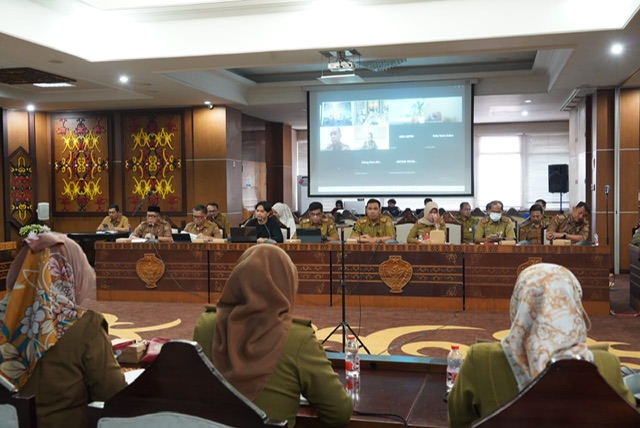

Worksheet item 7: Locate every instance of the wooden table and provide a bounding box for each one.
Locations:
[94,242,611,314]
[68,232,129,266]
[297,354,448,428]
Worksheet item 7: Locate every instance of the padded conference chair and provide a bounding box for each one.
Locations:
[89,340,286,428]
[0,375,37,428]
[472,358,640,427]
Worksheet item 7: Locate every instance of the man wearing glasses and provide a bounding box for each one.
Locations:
[131,205,173,242]
[96,204,130,233]
[296,202,339,241]
[184,204,222,241]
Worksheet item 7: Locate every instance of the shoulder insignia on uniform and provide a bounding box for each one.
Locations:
[480,217,490,225]
[300,218,311,225]
[357,217,368,224]
[501,216,512,223]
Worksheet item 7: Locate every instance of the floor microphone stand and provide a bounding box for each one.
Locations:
[322,227,370,354]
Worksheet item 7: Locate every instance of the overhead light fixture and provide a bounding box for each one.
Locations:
[521,111,529,117]
[524,99,532,103]
[119,75,129,83]
[26,104,35,112]
[610,43,624,55]
[318,73,365,84]
[33,82,75,88]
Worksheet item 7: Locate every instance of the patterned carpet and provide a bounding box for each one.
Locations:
[84,274,640,369]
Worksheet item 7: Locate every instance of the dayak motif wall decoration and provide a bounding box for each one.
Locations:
[8,147,34,227]
[122,112,185,214]
[52,115,111,214]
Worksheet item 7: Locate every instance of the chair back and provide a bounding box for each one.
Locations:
[0,376,37,428]
[90,340,286,428]
[445,223,462,244]
[395,223,414,244]
[472,358,640,427]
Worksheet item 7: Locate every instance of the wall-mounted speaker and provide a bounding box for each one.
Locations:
[37,202,50,221]
[548,164,569,193]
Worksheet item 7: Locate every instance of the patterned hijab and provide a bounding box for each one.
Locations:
[0,233,95,389]
[501,263,593,391]
[212,244,298,399]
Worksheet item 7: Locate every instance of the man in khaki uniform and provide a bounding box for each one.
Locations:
[296,201,339,241]
[207,201,231,238]
[131,205,173,242]
[546,201,591,243]
[184,204,222,240]
[456,202,479,244]
[352,198,396,243]
[96,204,130,233]
[474,200,516,244]
[518,203,548,244]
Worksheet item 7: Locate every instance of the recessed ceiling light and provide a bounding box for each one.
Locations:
[26,104,35,112]
[521,111,529,117]
[204,101,212,105]
[611,43,624,55]
[119,75,129,83]
[524,99,532,103]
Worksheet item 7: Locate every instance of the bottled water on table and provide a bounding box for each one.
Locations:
[345,334,360,403]
[345,334,360,378]
[446,344,463,392]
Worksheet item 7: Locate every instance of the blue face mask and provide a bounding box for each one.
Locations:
[489,212,502,222]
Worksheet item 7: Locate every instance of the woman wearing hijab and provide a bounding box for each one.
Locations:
[194,245,352,427]
[406,201,446,243]
[447,263,633,427]
[0,230,126,428]
[272,202,297,239]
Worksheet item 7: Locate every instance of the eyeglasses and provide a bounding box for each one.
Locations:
[146,214,158,218]
[193,215,206,219]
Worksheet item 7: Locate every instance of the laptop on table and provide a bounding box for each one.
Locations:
[230,226,258,243]
[172,233,192,242]
[297,228,323,243]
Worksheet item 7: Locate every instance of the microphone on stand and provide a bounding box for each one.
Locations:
[132,190,155,218]
[604,184,610,246]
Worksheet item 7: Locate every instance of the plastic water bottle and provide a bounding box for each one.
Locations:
[446,345,463,392]
[418,234,424,244]
[345,335,360,403]
[345,335,360,378]
[593,233,599,246]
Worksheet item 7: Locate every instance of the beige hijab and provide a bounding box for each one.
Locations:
[212,245,298,399]
[419,201,440,225]
[501,263,593,391]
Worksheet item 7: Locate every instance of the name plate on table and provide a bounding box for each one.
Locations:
[552,239,572,246]
[429,230,445,244]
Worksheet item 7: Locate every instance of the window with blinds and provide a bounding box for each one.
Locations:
[476,131,569,210]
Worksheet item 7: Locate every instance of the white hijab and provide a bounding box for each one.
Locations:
[272,202,297,237]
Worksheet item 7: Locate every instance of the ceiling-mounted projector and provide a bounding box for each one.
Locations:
[328,60,355,72]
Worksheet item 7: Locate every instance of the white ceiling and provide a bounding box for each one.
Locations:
[1,0,640,129]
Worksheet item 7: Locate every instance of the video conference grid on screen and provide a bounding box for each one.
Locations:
[308,81,473,197]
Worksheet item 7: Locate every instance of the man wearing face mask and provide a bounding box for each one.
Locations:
[474,200,515,244]
[518,204,548,244]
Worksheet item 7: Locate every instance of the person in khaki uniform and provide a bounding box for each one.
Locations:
[407,201,446,243]
[131,205,173,242]
[207,202,232,238]
[352,198,396,243]
[546,201,591,243]
[475,200,516,243]
[183,204,222,241]
[456,202,479,244]
[2,232,126,428]
[518,203,548,244]
[96,204,130,233]
[296,202,339,241]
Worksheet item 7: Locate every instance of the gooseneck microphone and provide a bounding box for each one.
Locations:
[132,189,155,218]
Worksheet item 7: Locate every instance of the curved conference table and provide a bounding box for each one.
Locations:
[94,242,611,315]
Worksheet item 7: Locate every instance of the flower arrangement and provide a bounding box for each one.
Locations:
[19,224,51,238]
